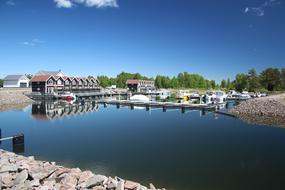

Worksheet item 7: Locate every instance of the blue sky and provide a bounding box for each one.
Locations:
[0,0,284,81]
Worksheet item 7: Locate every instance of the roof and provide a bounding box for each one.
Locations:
[31,75,53,82]
[126,79,141,84]
[4,75,28,81]
[35,70,64,76]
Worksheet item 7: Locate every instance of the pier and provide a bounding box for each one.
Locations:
[96,99,218,111]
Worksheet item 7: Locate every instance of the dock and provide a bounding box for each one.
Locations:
[96,99,218,111]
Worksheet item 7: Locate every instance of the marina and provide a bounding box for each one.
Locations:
[1,101,285,190]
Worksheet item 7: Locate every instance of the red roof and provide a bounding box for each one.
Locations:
[31,75,53,82]
[126,79,141,84]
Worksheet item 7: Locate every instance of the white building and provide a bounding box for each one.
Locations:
[3,75,29,88]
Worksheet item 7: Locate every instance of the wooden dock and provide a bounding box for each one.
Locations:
[96,99,218,111]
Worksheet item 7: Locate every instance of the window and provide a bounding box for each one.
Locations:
[48,79,54,85]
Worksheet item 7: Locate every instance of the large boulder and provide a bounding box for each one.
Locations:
[86,175,108,188]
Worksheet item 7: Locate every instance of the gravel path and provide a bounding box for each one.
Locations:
[230,93,285,127]
[0,88,33,112]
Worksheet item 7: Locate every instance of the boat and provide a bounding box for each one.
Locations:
[203,91,216,104]
[215,91,227,103]
[176,90,191,101]
[203,91,227,104]
[130,94,150,102]
[156,90,171,100]
[227,90,239,98]
[60,92,76,101]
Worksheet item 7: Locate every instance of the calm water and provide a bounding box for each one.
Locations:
[1,101,285,190]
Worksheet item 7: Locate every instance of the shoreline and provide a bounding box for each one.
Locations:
[0,149,165,190]
[230,93,285,127]
[0,88,34,112]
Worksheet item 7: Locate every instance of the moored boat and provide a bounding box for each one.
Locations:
[60,92,76,101]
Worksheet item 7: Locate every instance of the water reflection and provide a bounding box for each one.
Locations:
[31,101,99,120]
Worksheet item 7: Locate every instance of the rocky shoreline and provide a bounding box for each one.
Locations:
[230,93,285,127]
[0,88,33,112]
[0,150,165,190]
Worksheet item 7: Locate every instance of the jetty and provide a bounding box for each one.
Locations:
[96,99,218,111]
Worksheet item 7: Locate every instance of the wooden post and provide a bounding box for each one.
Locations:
[130,104,134,110]
[12,134,24,145]
[116,103,120,109]
[181,107,185,114]
[163,106,166,112]
[146,105,150,111]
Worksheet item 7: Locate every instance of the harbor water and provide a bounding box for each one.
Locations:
[1,101,285,190]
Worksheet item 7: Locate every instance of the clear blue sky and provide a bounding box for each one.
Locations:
[0,0,284,82]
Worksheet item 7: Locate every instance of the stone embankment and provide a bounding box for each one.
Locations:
[230,93,285,127]
[0,88,33,111]
[0,150,165,190]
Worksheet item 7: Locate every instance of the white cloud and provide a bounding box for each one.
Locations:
[53,0,118,8]
[244,7,265,16]
[54,0,73,8]
[244,0,281,17]
[6,0,15,6]
[20,38,45,46]
[85,0,118,8]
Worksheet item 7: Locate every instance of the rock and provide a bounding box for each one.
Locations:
[86,175,108,188]
[38,185,52,190]
[116,181,124,190]
[124,180,140,189]
[54,168,71,177]
[149,183,156,190]
[60,174,78,187]
[107,178,118,189]
[0,172,14,187]
[139,185,148,190]
[0,163,18,173]
[92,186,106,190]
[25,179,40,188]
[13,169,28,186]
[78,170,94,184]
[43,179,56,189]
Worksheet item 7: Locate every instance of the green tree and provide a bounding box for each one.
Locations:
[226,78,233,89]
[155,76,162,89]
[234,73,248,92]
[210,80,216,89]
[220,80,226,88]
[260,68,281,91]
[171,77,179,89]
[0,79,3,87]
[281,68,285,90]
[247,69,260,92]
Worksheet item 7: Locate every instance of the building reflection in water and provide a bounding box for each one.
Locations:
[31,101,99,120]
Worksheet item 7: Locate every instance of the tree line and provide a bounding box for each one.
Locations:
[221,68,285,92]
[97,71,215,89]
[1,68,284,92]
[97,68,285,92]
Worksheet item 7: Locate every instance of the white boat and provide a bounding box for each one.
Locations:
[156,90,171,100]
[215,91,227,103]
[130,94,150,102]
[227,90,239,98]
[203,91,216,104]
[239,91,251,99]
[204,91,227,104]
[190,91,200,98]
